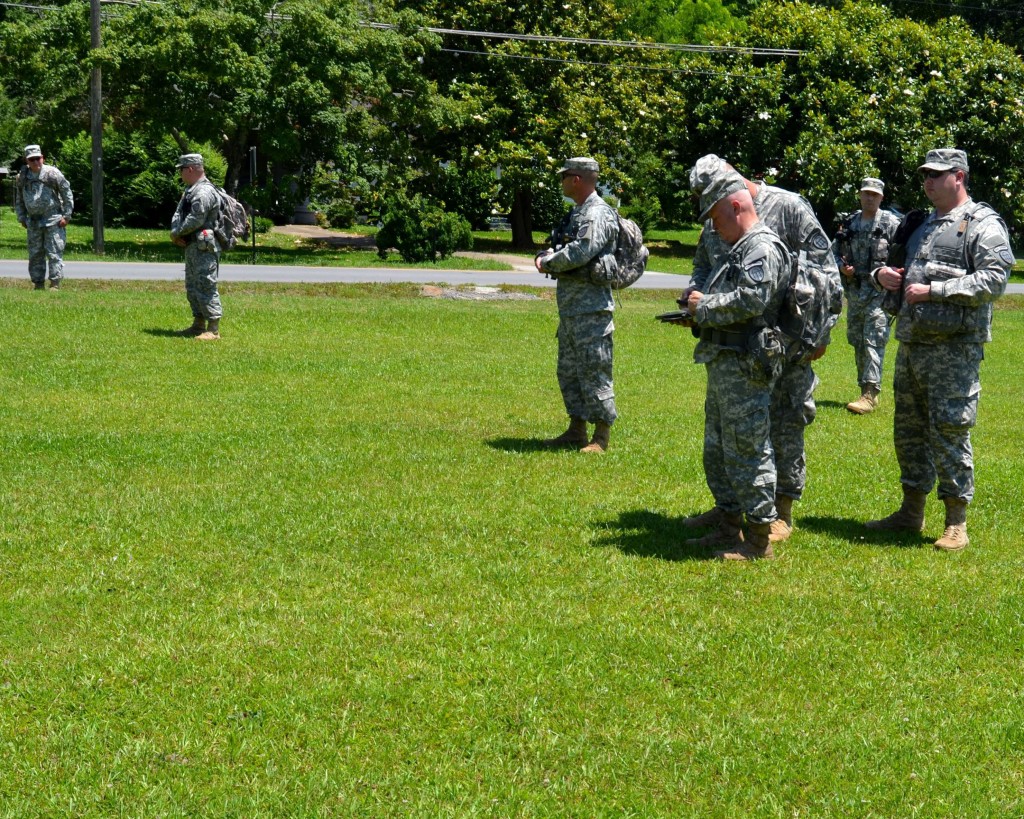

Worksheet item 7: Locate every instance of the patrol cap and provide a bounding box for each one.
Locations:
[556,157,599,175]
[24,144,43,159]
[689,153,727,193]
[860,177,884,195]
[918,148,969,174]
[696,167,747,221]
[175,153,204,169]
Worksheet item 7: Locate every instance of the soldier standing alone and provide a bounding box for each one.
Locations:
[14,144,73,290]
[867,148,1013,551]
[834,177,901,414]
[170,153,223,340]
[535,157,620,454]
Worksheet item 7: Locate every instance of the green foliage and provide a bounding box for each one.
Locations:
[57,130,226,228]
[375,192,474,262]
[413,158,497,231]
[615,0,745,43]
[648,1,1024,231]
[252,215,273,234]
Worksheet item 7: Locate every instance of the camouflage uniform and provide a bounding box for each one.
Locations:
[693,223,790,525]
[171,178,223,321]
[834,208,901,391]
[694,181,840,501]
[540,191,619,424]
[14,162,73,287]
[882,198,1012,502]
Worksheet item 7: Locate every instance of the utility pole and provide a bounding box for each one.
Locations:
[90,0,104,253]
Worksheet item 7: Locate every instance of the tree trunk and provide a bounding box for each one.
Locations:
[510,187,535,250]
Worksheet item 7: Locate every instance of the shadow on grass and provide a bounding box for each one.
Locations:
[815,399,855,411]
[592,508,715,561]
[486,437,559,453]
[799,514,931,548]
[142,328,190,339]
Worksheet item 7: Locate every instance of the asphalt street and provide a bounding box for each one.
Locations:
[2,259,1022,293]
[0,258,692,290]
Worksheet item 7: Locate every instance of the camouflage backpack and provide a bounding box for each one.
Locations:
[775,249,843,363]
[596,214,649,289]
[212,187,250,251]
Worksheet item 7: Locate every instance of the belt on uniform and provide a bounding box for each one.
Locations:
[699,328,750,347]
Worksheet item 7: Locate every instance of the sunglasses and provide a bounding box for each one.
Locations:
[27,156,43,162]
[921,169,951,179]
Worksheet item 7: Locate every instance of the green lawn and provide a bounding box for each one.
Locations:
[1,279,1023,815]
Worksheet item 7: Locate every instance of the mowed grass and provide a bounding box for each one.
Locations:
[1,279,1023,816]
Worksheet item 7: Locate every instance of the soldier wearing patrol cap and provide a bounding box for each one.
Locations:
[678,163,792,560]
[14,144,73,289]
[535,157,620,453]
[170,153,223,340]
[833,176,901,414]
[867,148,1014,552]
[680,154,841,548]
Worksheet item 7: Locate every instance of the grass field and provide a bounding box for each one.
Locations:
[2,279,1023,816]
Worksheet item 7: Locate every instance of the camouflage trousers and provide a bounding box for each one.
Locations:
[893,341,982,503]
[26,222,66,284]
[184,244,223,320]
[703,352,777,525]
[556,311,616,424]
[846,292,891,390]
[770,359,818,500]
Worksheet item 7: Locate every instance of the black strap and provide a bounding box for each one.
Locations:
[699,328,749,348]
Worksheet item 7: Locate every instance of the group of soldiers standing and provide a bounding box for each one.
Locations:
[537,149,1013,561]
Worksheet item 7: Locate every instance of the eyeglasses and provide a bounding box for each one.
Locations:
[921,169,951,179]
[27,156,42,162]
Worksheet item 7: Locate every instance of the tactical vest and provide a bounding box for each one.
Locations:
[897,202,1001,343]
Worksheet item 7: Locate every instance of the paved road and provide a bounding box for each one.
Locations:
[2,259,1022,293]
[0,259,692,290]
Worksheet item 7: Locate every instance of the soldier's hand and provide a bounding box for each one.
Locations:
[808,344,828,362]
[59,218,68,228]
[171,234,187,248]
[875,266,904,292]
[687,290,704,314]
[904,283,930,304]
[841,263,855,277]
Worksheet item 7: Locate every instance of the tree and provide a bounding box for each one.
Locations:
[653,1,1024,232]
[404,0,671,247]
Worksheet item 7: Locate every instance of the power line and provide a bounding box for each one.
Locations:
[364,22,804,58]
[439,47,768,80]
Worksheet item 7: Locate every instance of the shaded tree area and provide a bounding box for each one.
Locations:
[1,0,1024,236]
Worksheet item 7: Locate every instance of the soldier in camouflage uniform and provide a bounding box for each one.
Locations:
[535,158,620,454]
[833,177,901,414]
[678,164,791,560]
[681,155,841,546]
[14,144,73,290]
[867,148,1013,552]
[170,153,223,340]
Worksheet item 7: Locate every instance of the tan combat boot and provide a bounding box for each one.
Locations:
[934,497,969,552]
[543,417,588,449]
[180,316,206,337]
[770,494,794,542]
[580,420,610,453]
[681,506,725,529]
[865,486,927,532]
[686,511,744,548]
[716,520,775,560]
[196,318,220,341]
[847,385,881,415]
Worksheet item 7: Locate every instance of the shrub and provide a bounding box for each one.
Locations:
[253,216,273,234]
[375,193,473,263]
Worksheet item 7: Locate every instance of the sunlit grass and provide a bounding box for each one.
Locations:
[1,281,1022,814]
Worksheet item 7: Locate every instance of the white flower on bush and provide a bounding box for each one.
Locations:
[903,88,914,96]
[930,70,942,77]
[758,111,771,120]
